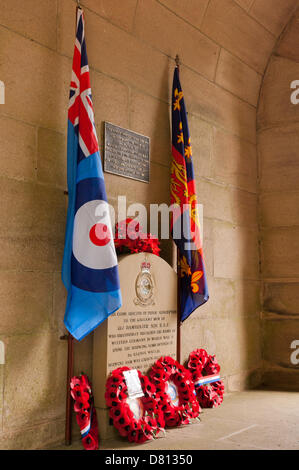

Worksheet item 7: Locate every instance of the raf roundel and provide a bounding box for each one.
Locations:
[72,199,118,270]
[89,223,111,247]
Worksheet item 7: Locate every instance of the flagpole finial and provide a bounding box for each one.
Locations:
[175,54,180,69]
[76,0,82,9]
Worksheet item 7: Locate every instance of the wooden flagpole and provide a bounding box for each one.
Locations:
[65,333,74,445]
[61,1,82,447]
[175,54,181,364]
[176,250,181,363]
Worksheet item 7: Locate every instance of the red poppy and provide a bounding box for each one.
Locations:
[76,409,90,429]
[114,219,161,257]
[106,367,165,444]
[70,374,99,450]
[82,429,98,451]
[74,398,90,413]
[149,356,200,428]
[187,349,224,409]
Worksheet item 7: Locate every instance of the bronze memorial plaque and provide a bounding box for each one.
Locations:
[104,122,150,183]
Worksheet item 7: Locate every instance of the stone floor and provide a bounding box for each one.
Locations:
[52,389,299,450]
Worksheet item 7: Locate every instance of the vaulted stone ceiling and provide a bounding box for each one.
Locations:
[155,0,299,106]
[159,0,299,67]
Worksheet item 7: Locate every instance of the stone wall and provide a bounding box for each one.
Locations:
[0,0,298,449]
[258,10,299,389]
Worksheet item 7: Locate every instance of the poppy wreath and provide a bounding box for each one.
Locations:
[149,356,200,427]
[105,366,165,444]
[70,374,99,450]
[187,349,225,409]
[114,218,161,257]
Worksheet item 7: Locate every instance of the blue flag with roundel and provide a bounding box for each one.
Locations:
[62,8,122,341]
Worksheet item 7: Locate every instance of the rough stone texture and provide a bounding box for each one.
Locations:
[74,336,94,379]
[262,228,299,278]
[3,333,66,431]
[201,0,276,74]
[260,191,299,228]
[129,91,171,168]
[276,8,299,61]
[181,67,257,144]
[214,222,259,280]
[0,116,36,182]
[227,369,262,391]
[52,272,68,336]
[196,277,260,320]
[261,364,299,390]
[202,219,214,277]
[90,69,130,131]
[0,0,297,450]
[181,316,261,379]
[0,271,52,336]
[53,390,299,450]
[258,124,299,192]
[250,0,299,36]
[188,116,213,179]
[215,49,262,106]
[134,0,220,81]
[158,0,210,30]
[82,0,138,33]
[0,235,64,273]
[258,10,299,391]
[0,0,58,49]
[0,418,65,450]
[0,178,65,239]
[258,56,299,129]
[264,282,299,315]
[37,128,66,188]
[213,128,257,193]
[0,27,70,131]
[235,0,255,11]
[262,315,299,367]
[199,180,258,227]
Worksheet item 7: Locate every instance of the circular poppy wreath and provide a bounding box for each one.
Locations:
[149,356,200,427]
[187,349,224,409]
[105,366,165,444]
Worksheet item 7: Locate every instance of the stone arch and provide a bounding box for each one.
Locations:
[257,7,299,389]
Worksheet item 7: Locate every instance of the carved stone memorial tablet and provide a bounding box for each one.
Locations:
[93,253,177,439]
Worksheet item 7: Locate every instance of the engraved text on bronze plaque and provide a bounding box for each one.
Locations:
[104,122,150,183]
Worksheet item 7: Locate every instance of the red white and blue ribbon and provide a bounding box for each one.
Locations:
[194,374,221,387]
[80,407,92,438]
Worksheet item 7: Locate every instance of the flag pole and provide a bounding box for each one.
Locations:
[62,2,81,447]
[65,333,74,445]
[176,251,181,363]
[175,54,181,364]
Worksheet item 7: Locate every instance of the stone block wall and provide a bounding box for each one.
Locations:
[0,0,298,449]
[258,9,299,389]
